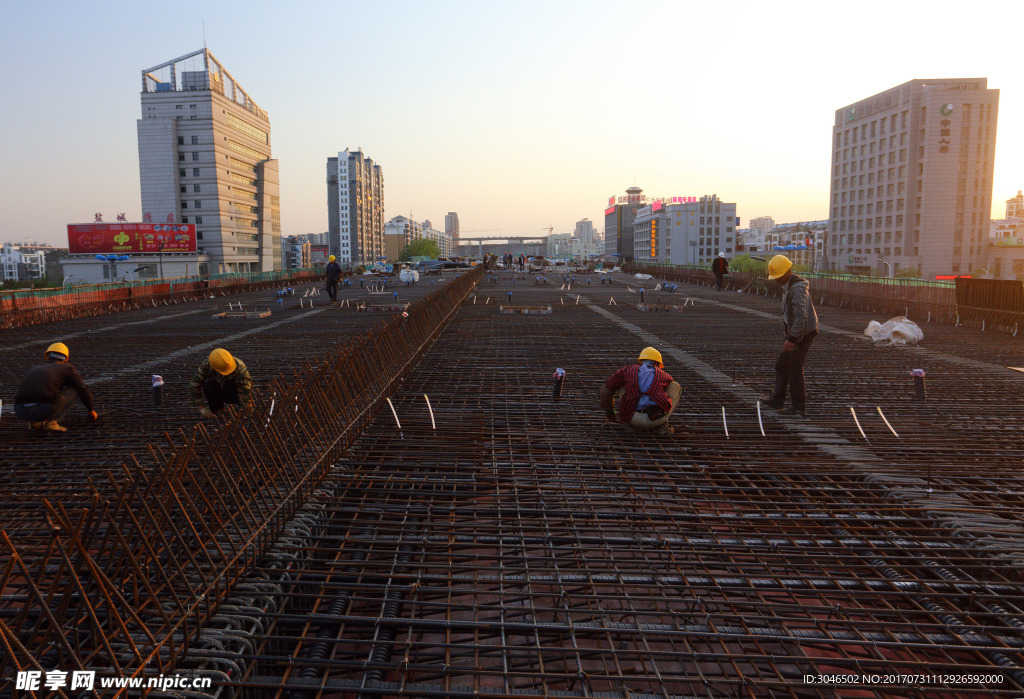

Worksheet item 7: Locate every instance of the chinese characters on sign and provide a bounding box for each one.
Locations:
[94,213,103,222]
[117,212,127,222]
[66,223,197,254]
[938,104,953,154]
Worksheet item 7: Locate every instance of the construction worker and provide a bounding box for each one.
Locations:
[601,347,681,435]
[712,251,729,290]
[762,255,818,417]
[190,348,253,418]
[13,342,98,432]
[325,255,342,302]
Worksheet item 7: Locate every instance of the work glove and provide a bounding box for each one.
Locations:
[198,407,214,419]
[89,410,98,421]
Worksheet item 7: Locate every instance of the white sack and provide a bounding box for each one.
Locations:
[864,316,924,345]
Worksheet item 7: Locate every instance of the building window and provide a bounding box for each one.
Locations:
[178,153,185,161]
[177,136,184,145]
[182,217,189,223]
[194,200,202,208]
[194,184,201,192]
[192,152,199,161]
[179,169,186,177]
[191,136,199,144]
[180,186,187,194]
[193,168,200,176]
[196,217,203,225]
[181,201,187,209]
[197,232,203,239]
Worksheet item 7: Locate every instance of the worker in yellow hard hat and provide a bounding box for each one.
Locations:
[189,348,254,418]
[762,255,819,418]
[13,342,98,432]
[600,346,681,435]
[325,254,342,302]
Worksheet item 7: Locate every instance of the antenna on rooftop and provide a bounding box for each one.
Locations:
[202,22,207,49]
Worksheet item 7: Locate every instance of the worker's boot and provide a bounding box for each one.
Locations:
[42,420,67,432]
[652,424,675,436]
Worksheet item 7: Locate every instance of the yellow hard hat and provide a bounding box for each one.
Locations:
[767,254,793,280]
[45,342,69,360]
[209,348,237,375]
[638,346,663,367]
[329,255,336,262]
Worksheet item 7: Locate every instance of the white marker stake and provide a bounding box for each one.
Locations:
[386,397,402,429]
[424,394,436,430]
[850,406,868,440]
[721,406,729,438]
[576,295,580,305]
[876,407,900,438]
[756,401,765,437]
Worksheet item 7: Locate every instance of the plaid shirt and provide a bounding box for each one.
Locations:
[605,364,674,423]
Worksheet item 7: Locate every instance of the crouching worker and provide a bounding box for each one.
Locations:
[14,342,98,432]
[601,347,681,435]
[190,348,253,418]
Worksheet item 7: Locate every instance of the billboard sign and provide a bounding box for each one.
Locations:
[847,254,871,265]
[992,237,1024,247]
[310,245,330,264]
[67,223,196,254]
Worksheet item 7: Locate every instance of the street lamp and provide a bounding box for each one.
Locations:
[876,258,893,278]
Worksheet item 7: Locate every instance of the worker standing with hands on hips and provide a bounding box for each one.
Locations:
[13,342,98,432]
[190,348,253,418]
[762,255,818,418]
[325,255,342,302]
[601,347,681,435]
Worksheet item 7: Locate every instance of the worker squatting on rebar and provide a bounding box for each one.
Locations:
[600,347,681,436]
[761,254,819,418]
[13,342,98,433]
[190,348,254,418]
[325,255,342,302]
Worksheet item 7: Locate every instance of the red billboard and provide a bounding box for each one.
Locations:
[67,223,197,254]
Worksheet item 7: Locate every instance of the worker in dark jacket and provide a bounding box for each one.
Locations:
[14,342,98,432]
[712,252,729,289]
[762,255,819,417]
[190,348,254,417]
[601,347,681,435]
[325,255,342,302]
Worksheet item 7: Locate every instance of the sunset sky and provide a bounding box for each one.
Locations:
[2,0,1020,246]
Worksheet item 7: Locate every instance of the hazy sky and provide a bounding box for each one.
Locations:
[2,0,1021,246]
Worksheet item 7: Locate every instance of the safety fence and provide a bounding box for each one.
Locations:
[636,264,1024,333]
[0,268,327,330]
[0,267,482,692]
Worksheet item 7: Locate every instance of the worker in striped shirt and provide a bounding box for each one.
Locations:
[601,347,681,435]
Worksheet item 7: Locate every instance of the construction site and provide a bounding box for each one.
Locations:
[3,265,1024,698]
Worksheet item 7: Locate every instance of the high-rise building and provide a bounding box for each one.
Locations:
[633,195,737,266]
[138,49,280,274]
[828,79,999,278]
[384,215,422,260]
[604,186,647,261]
[421,220,454,258]
[445,212,460,251]
[1006,190,1023,219]
[327,149,384,266]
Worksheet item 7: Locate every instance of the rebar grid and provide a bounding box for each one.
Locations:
[0,278,445,524]
[192,279,1024,698]
[0,269,482,692]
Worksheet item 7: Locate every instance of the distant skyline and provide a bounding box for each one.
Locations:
[2,0,1021,247]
